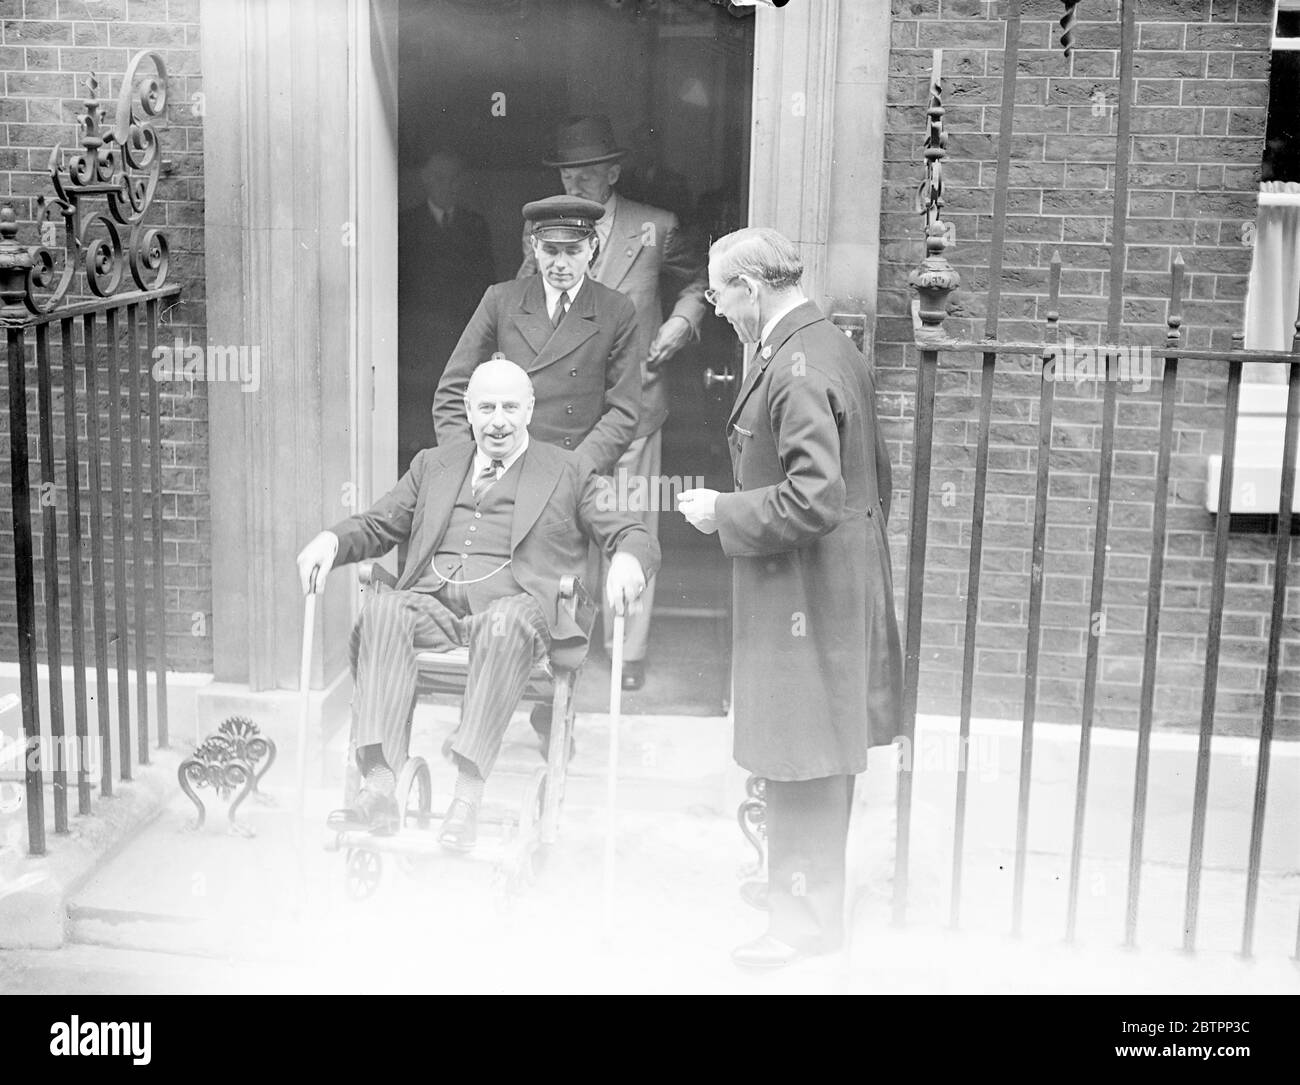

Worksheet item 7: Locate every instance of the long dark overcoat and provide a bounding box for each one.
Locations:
[714,301,903,781]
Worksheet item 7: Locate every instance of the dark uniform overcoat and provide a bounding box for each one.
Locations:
[715,301,903,781]
[432,275,640,474]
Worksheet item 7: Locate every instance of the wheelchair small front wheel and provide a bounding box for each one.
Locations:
[344,846,383,901]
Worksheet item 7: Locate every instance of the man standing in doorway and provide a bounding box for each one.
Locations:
[679,227,903,969]
[398,148,496,473]
[520,115,708,692]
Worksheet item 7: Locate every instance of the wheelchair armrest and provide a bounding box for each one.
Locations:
[358,561,398,589]
[559,575,598,640]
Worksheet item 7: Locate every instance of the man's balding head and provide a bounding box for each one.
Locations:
[465,358,534,459]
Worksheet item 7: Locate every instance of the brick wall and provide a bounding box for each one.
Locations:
[877,0,1300,735]
[0,0,210,672]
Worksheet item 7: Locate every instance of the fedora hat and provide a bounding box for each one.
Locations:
[542,115,627,168]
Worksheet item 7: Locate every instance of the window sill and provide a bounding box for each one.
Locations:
[1205,386,1299,514]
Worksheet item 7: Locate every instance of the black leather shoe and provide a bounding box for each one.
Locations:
[733,935,821,966]
[621,660,645,691]
[731,933,808,970]
[327,786,398,836]
[438,798,478,853]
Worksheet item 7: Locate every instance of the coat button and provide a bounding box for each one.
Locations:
[570,368,578,377]
[866,507,873,518]
[563,438,572,447]
[565,404,574,414]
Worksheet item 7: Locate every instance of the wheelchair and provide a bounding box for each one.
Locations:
[324,562,599,901]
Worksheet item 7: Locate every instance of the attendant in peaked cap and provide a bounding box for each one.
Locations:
[520,115,709,692]
[433,194,640,477]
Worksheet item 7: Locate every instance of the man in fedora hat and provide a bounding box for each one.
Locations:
[433,195,640,477]
[520,115,709,691]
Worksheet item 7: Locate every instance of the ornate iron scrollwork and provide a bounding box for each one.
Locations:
[908,50,961,341]
[737,774,767,903]
[0,51,170,324]
[178,717,276,837]
[1059,1,1084,59]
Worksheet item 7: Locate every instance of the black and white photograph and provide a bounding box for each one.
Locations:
[0,0,1296,1031]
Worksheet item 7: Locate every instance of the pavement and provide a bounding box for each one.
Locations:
[1,703,1297,994]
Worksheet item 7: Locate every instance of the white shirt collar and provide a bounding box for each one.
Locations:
[475,433,529,477]
[760,294,808,351]
[596,191,617,239]
[541,274,584,314]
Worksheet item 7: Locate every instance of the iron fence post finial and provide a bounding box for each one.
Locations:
[909,49,960,343]
[0,207,35,324]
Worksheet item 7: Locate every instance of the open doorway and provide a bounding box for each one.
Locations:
[394,0,754,714]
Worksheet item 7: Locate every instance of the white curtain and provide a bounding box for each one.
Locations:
[1244,182,1300,383]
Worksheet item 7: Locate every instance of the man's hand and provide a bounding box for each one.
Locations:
[605,551,647,617]
[645,315,693,371]
[297,531,339,595]
[677,488,720,535]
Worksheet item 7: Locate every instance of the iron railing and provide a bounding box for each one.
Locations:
[0,53,175,856]
[900,2,1299,959]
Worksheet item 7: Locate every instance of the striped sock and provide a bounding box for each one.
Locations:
[453,756,485,807]
[365,763,395,796]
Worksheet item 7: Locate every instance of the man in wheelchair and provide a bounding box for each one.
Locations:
[296,358,658,850]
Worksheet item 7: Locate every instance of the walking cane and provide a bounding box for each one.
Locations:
[294,566,320,919]
[603,609,625,940]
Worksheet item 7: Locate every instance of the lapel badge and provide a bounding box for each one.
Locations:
[761,345,773,360]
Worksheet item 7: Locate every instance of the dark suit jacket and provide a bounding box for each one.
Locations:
[518,195,708,437]
[432,276,640,473]
[328,439,660,657]
[398,204,497,468]
[715,301,902,780]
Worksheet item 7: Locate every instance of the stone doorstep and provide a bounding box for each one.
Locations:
[0,751,178,950]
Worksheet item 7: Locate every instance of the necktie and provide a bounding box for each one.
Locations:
[551,290,570,329]
[472,458,504,504]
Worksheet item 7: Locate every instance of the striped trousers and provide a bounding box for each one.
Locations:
[348,581,550,779]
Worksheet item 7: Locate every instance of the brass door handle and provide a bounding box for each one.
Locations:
[703,366,735,389]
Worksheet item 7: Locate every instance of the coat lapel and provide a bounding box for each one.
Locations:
[593,198,642,289]
[727,301,825,425]
[510,444,563,551]
[510,276,557,360]
[397,443,472,588]
[520,276,599,374]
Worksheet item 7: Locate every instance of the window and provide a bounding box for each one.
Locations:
[1206,1,1300,514]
